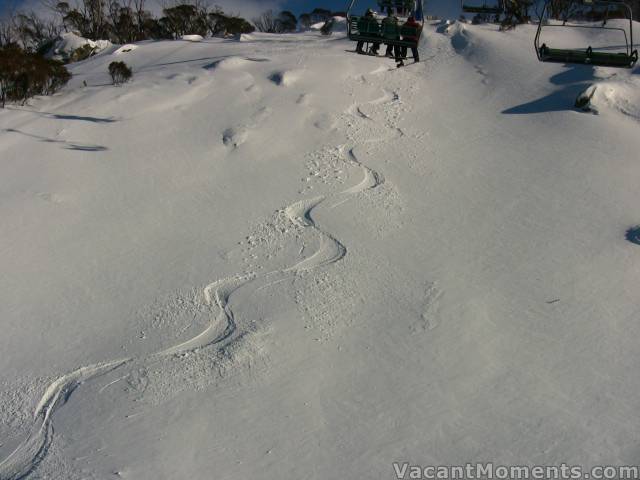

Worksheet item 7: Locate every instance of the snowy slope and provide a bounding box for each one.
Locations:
[1,22,640,479]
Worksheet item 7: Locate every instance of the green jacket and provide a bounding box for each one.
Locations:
[357,15,380,35]
[381,15,399,39]
[378,0,414,11]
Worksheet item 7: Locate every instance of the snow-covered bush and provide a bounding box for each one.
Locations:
[575,85,597,111]
[320,18,335,35]
[310,16,347,33]
[44,32,111,63]
[108,61,132,86]
[70,43,97,62]
[574,79,640,119]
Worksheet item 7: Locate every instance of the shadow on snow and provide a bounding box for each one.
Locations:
[4,128,108,152]
[502,64,596,114]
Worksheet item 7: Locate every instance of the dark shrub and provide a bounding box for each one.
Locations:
[0,45,71,107]
[500,0,531,30]
[278,11,297,32]
[161,4,208,38]
[108,60,132,85]
[575,86,597,111]
[209,12,254,36]
[223,16,254,35]
[310,8,331,23]
[299,13,312,30]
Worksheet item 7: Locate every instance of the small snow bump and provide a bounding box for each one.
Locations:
[181,34,203,42]
[114,44,137,55]
[205,56,257,71]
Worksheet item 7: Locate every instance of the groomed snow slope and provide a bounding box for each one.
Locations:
[1,23,640,479]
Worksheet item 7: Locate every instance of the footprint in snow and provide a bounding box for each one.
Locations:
[269,70,300,87]
[222,107,272,148]
[313,113,337,131]
[223,126,249,148]
[296,93,311,105]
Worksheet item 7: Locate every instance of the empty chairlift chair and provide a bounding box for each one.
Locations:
[461,0,504,15]
[535,0,638,68]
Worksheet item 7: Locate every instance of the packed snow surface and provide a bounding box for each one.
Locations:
[1,21,640,480]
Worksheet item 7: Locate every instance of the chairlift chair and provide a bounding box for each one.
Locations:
[461,0,504,15]
[535,0,638,68]
[347,0,426,61]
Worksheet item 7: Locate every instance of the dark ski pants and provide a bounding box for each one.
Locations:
[385,44,402,61]
[401,46,420,62]
[357,41,380,55]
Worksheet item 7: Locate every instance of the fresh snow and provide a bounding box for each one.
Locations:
[1,21,640,480]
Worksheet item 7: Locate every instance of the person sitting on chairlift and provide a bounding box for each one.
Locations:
[400,15,421,65]
[357,8,381,55]
[382,7,402,65]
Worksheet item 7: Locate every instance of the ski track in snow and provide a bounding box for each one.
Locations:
[0,360,128,480]
[0,71,396,480]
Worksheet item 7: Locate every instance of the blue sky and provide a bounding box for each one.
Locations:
[281,0,460,18]
[0,0,460,20]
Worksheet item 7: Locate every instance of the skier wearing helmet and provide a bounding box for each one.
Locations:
[356,8,381,55]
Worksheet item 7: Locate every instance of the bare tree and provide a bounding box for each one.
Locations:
[500,0,533,30]
[253,10,278,33]
[0,12,16,46]
[298,13,311,30]
[132,0,145,37]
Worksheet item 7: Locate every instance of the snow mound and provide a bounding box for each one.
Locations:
[269,70,301,87]
[181,34,204,42]
[576,77,640,121]
[114,44,138,55]
[46,32,111,62]
[447,22,471,52]
[238,34,254,42]
[206,56,252,71]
